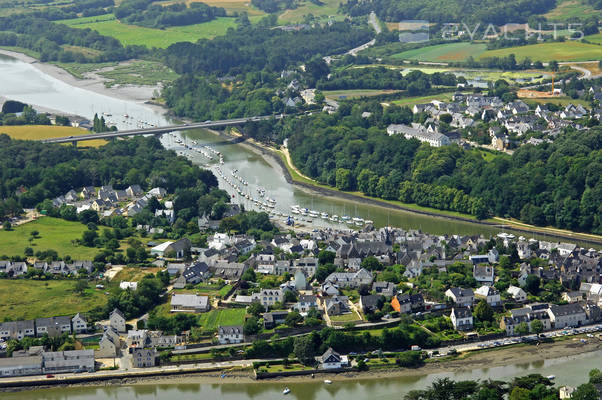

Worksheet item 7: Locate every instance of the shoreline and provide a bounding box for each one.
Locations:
[2,48,600,246]
[3,336,601,392]
[213,129,602,246]
[0,49,167,116]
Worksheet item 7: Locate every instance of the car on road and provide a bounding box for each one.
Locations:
[46,374,54,378]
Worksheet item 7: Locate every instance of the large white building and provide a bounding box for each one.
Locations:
[387,124,451,147]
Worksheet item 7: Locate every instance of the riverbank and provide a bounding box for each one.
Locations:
[215,129,602,246]
[2,49,600,246]
[0,49,165,115]
[3,334,600,393]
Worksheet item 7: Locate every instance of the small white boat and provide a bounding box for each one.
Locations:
[324,379,332,384]
[283,387,291,394]
[547,375,555,380]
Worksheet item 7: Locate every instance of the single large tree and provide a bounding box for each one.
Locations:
[474,300,494,322]
[293,335,316,366]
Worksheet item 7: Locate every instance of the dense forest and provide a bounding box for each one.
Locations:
[283,106,602,234]
[164,18,373,75]
[0,102,52,126]
[340,0,557,25]
[115,0,226,28]
[163,74,285,121]
[0,135,218,219]
[0,15,146,63]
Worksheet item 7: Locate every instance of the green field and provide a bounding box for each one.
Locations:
[61,15,238,48]
[0,279,107,320]
[323,89,399,100]
[479,42,602,62]
[98,61,180,87]
[392,42,488,62]
[203,0,266,17]
[0,217,98,260]
[0,125,107,147]
[586,33,602,45]
[0,217,101,259]
[198,308,246,332]
[544,0,602,20]
[277,0,345,24]
[390,92,455,107]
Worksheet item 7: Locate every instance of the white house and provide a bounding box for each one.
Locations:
[71,313,88,334]
[295,295,319,314]
[445,287,474,307]
[218,325,244,344]
[109,308,126,333]
[450,307,473,331]
[119,281,138,291]
[252,289,284,308]
[507,285,527,302]
[473,265,495,285]
[319,347,349,369]
[96,327,120,358]
[170,294,210,313]
[547,304,586,329]
[475,285,501,306]
[208,233,231,250]
[386,124,451,147]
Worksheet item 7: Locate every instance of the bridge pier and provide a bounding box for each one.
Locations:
[72,141,77,147]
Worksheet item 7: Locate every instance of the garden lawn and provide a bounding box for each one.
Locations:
[330,311,362,323]
[479,42,602,62]
[264,363,315,372]
[61,15,238,48]
[392,42,487,62]
[0,217,100,259]
[108,267,161,289]
[198,308,246,332]
[0,279,107,320]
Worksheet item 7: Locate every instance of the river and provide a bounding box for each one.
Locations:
[1,54,586,243]
[3,350,602,399]
[0,54,600,398]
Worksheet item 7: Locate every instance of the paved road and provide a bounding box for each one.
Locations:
[40,115,282,144]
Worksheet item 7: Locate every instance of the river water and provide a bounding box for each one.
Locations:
[0,54,579,242]
[3,350,602,399]
[0,54,600,398]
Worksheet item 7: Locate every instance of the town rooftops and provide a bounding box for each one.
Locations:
[549,303,585,316]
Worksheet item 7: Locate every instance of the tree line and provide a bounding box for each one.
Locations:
[0,135,218,220]
[0,15,147,63]
[163,19,373,75]
[340,0,557,25]
[281,104,602,233]
[316,67,458,92]
[115,0,226,29]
